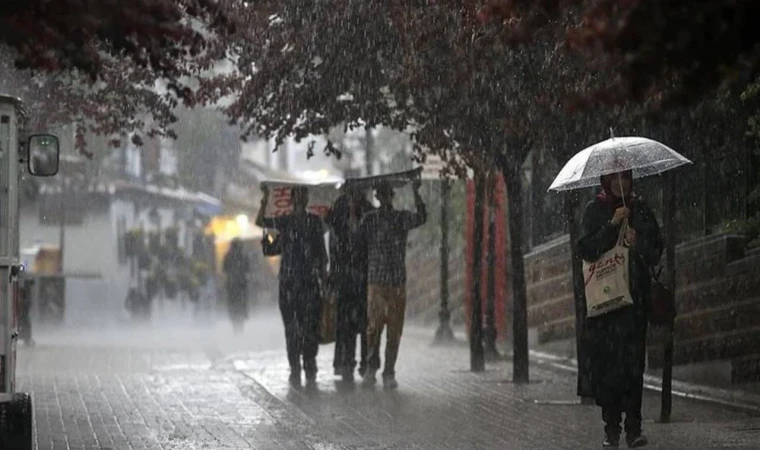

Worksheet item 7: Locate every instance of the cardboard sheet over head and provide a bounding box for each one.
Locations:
[344,167,423,207]
[259,168,423,218]
[259,180,342,219]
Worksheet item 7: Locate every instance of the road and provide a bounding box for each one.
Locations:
[16,306,760,449]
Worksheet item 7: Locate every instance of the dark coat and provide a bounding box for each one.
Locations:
[578,196,663,407]
[327,195,374,370]
[326,195,374,281]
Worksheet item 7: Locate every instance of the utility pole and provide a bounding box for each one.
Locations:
[470,173,486,372]
[365,127,374,176]
[434,179,454,344]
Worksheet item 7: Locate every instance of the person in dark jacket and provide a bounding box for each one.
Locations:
[578,169,663,448]
[360,180,426,389]
[223,238,250,334]
[326,186,375,382]
[256,186,328,386]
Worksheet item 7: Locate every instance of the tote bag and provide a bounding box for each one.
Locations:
[319,285,337,344]
[583,224,634,318]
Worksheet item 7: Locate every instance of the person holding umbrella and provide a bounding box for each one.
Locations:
[578,168,663,448]
[550,135,690,448]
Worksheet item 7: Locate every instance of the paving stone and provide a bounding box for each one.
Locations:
[12,315,760,449]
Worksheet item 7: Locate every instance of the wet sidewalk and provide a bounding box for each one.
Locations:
[230,328,760,450]
[15,316,760,449]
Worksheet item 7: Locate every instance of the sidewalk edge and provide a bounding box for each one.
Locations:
[405,325,760,415]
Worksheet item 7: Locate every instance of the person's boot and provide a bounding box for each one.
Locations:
[626,433,648,448]
[341,367,354,383]
[304,359,317,384]
[362,370,377,387]
[382,373,398,390]
[603,432,620,448]
[289,371,301,387]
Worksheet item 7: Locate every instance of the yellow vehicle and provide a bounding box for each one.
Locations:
[0,94,60,449]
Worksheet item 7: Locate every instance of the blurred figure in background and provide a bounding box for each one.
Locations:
[257,186,328,386]
[326,186,375,382]
[223,238,250,334]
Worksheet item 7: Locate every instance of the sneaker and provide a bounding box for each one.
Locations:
[305,370,317,383]
[603,433,620,448]
[288,371,301,387]
[362,371,377,386]
[382,375,398,390]
[626,434,647,448]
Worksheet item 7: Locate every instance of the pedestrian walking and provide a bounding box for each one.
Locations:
[222,238,250,334]
[256,186,328,386]
[360,179,426,389]
[326,186,375,382]
[578,169,663,448]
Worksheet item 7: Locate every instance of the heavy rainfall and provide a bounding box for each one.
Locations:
[0,1,759,449]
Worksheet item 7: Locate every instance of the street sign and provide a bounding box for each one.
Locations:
[418,153,474,179]
[420,154,444,180]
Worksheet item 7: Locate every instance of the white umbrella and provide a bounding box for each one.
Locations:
[548,136,692,192]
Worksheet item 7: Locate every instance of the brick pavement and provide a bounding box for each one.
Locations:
[14,315,760,450]
[231,328,760,450]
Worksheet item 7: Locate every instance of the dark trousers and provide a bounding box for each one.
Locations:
[601,375,644,436]
[334,324,370,372]
[333,277,373,373]
[279,278,321,375]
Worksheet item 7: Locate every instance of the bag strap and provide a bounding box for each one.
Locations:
[616,219,629,247]
[651,265,663,282]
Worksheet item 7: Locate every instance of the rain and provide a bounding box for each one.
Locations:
[0,2,759,450]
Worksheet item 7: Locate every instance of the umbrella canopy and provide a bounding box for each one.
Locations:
[548,137,692,192]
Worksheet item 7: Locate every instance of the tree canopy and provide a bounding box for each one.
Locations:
[478,0,760,107]
[0,0,235,153]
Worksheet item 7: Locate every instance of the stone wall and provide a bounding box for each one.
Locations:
[524,235,575,344]
[524,233,760,385]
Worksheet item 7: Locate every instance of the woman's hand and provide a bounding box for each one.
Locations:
[610,206,630,226]
[625,228,637,247]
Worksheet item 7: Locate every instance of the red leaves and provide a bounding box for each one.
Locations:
[0,0,231,81]
[475,0,760,106]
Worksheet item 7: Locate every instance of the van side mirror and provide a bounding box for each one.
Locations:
[27,134,59,177]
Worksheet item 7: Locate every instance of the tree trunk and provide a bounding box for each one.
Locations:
[502,163,529,383]
[470,173,486,372]
[484,195,500,360]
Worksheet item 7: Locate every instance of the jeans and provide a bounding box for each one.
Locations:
[333,275,373,373]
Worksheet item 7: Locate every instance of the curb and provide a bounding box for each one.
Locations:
[406,325,760,416]
[528,349,760,416]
